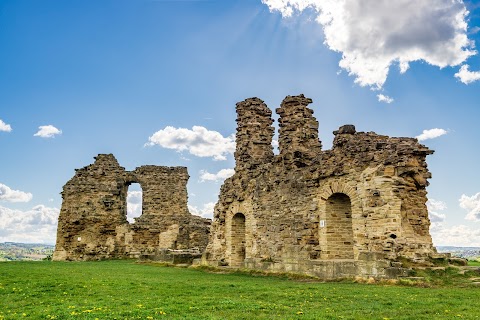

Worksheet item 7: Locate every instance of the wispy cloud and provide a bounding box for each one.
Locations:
[200,168,235,182]
[146,126,235,161]
[431,224,480,247]
[427,197,480,246]
[0,119,12,132]
[188,202,215,219]
[454,64,480,84]
[460,192,480,221]
[416,128,448,141]
[469,26,480,35]
[427,199,446,223]
[0,205,59,244]
[262,0,476,89]
[34,125,62,138]
[377,94,394,104]
[0,183,33,203]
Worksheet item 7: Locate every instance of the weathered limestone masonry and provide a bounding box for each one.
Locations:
[203,94,439,279]
[53,154,210,262]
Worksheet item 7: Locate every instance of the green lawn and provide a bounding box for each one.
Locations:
[0,260,479,319]
[468,260,480,267]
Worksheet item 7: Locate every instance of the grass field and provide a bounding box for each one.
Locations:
[468,260,480,267]
[1,260,479,319]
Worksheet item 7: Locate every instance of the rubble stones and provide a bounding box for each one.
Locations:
[53,154,210,261]
[203,94,439,279]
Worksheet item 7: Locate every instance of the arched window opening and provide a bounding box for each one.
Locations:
[325,193,354,259]
[126,183,143,223]
[231,212,246,267]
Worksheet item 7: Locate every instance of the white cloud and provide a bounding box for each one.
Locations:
[460,192,480,221]
[427,199,447,212]
[415,128,448,141]
[0,205,59,244]
[431,224,480,247]
[470,26,480,35]
[146,126,235,161]
[0,119,12,132]
[272,139,279,148]
[188,202,215,219]
[0,183,33,203]
[262,0,476,89]
[377,94,394,104]
[427,199,447,223]
[429,211,446,224]
[127,190,142,223]
[200,168,235,182]
[34,125,62,138]
[428,197,480,246]
[454,64,480,84]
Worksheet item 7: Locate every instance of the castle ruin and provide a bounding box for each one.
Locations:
[53,154,210,262]
[202,94,437,278]
[54,94,439,279]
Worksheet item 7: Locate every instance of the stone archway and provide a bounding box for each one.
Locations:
[318,181,360,260]
[325,193,353,259]
[230,212,246,267]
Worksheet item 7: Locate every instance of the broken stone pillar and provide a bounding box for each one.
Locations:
[276,94,321,166]
[234,97,275,172]
[53,154,129,261]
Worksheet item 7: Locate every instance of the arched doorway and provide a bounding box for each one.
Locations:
[325,193,353,259]
[230,212,246,267]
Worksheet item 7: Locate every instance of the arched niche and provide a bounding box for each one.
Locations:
[324,193,353,259]
[318,181,361,260]
[230,212,246,267]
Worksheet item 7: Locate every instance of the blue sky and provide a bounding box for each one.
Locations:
[0,0,479,246]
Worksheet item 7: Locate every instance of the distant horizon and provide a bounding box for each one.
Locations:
[2,241,480,251]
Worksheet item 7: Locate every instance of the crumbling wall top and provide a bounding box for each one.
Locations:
[276,94,322,166]
[234,97,274,172]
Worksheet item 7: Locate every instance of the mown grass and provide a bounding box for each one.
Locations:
[468,260,480,267]
[0,260,479,319]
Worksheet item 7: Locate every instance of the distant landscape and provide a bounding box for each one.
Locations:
[437,246,480,260]
[0,242,479,262]
[0,242,54,261]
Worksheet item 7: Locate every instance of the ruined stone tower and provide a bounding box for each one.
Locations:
[234,98,275,172]
[277,95,321,165]
[53,94,439,278]
[203,94,437,278]
[53,154,210,261]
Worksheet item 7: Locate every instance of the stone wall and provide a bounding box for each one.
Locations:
[203,94,438,279]
[53,154,210,261]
